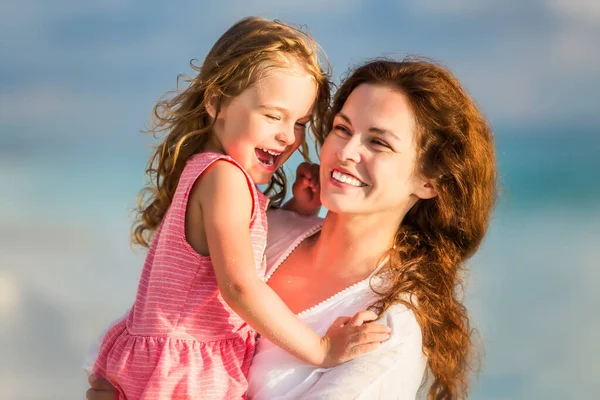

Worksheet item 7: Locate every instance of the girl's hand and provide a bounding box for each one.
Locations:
[319,310,391,368]
[287,162,321,216]
[86,375,117,400]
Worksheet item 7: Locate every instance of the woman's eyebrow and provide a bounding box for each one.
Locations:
[338,112,400,141]
[337,112,353,126]
[369,127,401,141]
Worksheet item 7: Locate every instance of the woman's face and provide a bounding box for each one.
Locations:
[319,83,435,217]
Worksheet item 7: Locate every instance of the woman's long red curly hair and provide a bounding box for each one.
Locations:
[132,16,331,247]
[323,58,497,399]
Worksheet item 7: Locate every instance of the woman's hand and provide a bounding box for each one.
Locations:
[86,375,117,400]
[319,310,391,368]
[283,162,322,216]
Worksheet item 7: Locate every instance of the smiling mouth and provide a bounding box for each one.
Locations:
[255,148,283,168]
[331,169,367,187]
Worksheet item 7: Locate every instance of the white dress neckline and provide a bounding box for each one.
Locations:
[265,222,387,318]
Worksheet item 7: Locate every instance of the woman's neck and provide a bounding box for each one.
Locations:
[308,211,402,279]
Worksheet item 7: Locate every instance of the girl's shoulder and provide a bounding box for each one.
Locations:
[184,152,235,175]
[180,152,256,196]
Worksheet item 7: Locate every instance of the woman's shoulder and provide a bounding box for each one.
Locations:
[266,209,322,240]
[380,301,421,335]
[265,209,323,268]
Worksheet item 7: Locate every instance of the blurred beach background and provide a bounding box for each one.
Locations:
[0,1,598,399]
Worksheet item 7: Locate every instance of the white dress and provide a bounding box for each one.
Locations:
[84,209,427,399]
[246,210,427,399]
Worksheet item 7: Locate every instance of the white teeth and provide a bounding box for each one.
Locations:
[332,170,364,187]
[261,148,282,156]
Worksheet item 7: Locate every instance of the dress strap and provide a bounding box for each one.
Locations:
[167,152,264,255]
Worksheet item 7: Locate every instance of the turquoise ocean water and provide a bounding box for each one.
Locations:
[0,126,598,399]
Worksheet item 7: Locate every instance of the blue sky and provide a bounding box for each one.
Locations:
[1,0,599,151]
[0,1,599,399]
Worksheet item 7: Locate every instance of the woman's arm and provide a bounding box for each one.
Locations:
[297,304,427,399]
[198,161,388,367]
[86,375,118,400]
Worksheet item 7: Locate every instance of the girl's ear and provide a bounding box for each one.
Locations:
[205,93,220,119]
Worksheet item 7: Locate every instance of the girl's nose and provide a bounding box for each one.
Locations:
[276,125,297,146]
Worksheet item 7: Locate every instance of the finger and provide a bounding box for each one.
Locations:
[352,331,391,345]
[310,164,321,178]
[358,322,392,334]
[86,388,117,400]
[296,162,312,178]
[348,342,382,359]
[350,310,379,326]
[301,172,317,187]
[332,316,353,326]
[89,376,115,391]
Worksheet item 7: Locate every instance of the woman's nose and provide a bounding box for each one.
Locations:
[337,135,361,163]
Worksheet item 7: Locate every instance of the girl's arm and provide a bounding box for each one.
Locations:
[195,161,389,367]
[297,304,427,399]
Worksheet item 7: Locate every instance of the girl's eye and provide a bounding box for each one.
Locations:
[266,114,281,121]
[295,122,307,133]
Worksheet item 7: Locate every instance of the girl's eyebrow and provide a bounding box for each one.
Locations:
[337,112,400,141]
[261,104,312,121]
[258,104,288,114]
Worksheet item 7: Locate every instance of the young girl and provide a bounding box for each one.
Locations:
[90,17,390,399]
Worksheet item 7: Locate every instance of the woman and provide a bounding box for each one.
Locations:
[87,58,497,399]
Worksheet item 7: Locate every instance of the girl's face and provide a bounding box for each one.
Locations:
[319,83,436,218]
[209,63,317,185]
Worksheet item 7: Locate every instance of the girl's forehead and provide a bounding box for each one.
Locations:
[247,68,317,113]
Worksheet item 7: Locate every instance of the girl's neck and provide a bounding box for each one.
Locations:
[202,136,225,155]
[307,211,403,279]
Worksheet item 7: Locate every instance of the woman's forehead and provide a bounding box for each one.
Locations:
[341,84,415,135]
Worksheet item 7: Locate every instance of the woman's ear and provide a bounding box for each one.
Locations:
[414,177,438,200]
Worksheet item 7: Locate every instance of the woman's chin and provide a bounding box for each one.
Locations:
[320,196,359,215]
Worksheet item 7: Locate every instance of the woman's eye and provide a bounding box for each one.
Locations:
[295,122,307,128]
[372,139,391,149]
[334,125,351,135]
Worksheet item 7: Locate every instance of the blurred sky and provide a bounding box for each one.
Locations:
[0,1,599,399]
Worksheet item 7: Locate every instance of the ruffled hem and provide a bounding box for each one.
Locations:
[92,319,255,399]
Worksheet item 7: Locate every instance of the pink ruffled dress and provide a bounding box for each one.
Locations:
[92,152,268,399]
